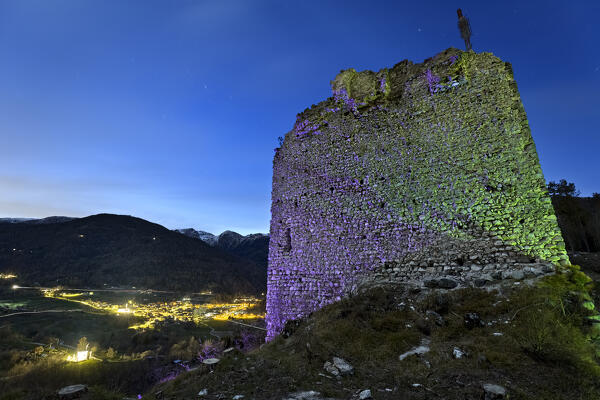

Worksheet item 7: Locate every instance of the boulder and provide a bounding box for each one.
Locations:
[358,389,372,399]
[510,270,525,280]
[491,271,503,280]
[473,278,488,287]
[438,278,458,289]
[424,277,458,289]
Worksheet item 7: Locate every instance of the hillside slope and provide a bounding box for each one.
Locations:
[0,214,265,294]
[153,269,600,400]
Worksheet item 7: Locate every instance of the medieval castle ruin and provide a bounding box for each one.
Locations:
[265,48,569,340]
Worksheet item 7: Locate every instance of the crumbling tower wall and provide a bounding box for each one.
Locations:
[266,49,569,340]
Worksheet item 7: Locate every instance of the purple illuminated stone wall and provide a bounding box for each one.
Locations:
[266,48,569,340]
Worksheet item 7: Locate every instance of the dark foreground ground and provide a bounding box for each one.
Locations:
[148,258,600,400]
[0,286,260,400]
[2,254,600,399]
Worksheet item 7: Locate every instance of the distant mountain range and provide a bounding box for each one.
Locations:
[174,228,269,267]
[0,216,76,224]
[0,214,267,294]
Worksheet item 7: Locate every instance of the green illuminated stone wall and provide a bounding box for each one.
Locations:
[266,48,569,339]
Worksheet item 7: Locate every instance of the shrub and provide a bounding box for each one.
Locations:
[198,338,223,361]
[106,347,116,359]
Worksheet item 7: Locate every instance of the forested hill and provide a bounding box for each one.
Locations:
[552,196,600,253]
[0,214,266,294]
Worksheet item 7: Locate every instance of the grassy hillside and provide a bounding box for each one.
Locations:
[151,267,600,400]
[0,214,266,294]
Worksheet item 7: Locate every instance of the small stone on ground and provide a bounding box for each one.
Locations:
[283,391,334,400]
[483,383,507,399]
[453,347,465,359]
[58,384,88,399]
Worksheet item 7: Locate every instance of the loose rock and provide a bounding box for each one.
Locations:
[399,339,430,360]
[332,357,354,375]
[58,385,88,400]
[283,391,332,400]
[452,347,465,359]
[483,383,507,400]
[323,361,340,376]
[358,389,372,399]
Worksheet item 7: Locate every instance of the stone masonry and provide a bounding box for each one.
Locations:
[266,48,569,340]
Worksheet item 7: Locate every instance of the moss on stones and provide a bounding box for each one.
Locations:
[266,48,569,340]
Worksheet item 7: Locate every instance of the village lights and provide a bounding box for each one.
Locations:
[43,289,264,330]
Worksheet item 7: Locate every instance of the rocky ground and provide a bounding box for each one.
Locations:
[144,264,600,400]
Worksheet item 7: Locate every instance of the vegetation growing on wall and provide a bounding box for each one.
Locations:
[267,48,568,339]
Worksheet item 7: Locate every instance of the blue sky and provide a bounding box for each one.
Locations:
[0,0,598,234]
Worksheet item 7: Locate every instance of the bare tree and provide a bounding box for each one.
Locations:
[457,9,473,51]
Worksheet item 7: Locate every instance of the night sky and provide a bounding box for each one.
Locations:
[1,1,598,234]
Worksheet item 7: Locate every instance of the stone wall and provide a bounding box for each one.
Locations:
[266,48,569,340]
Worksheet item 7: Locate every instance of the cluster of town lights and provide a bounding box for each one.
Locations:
[42,289,264,330]
[0,273,17,279]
